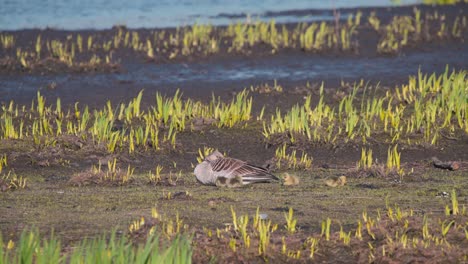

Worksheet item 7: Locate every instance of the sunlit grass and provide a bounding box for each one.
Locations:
[195,194,468,261]
[375,8,467,54]
[2,10,465,71]
[0,171,27,191]
[263,68,467,147]
[0,89,254,154]
[0,228,192,264]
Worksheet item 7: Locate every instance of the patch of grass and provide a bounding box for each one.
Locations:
[2,10,465,72]
[194,190,468,262]
[0,89,255,154]
[264,68,467,148]
[375,8,467,54]
[274,144,313,170]
[69,158,134,186]
[1,165,467,262]
[0,171,27,192]
[0,228,192,264]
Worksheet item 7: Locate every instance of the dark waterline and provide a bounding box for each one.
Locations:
[0,0,421,30]
[1,45,467,107]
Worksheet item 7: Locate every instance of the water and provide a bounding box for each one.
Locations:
[0,0,421,30]
[1,46,466,106]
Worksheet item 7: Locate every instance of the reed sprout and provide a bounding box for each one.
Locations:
[284,207,298,234]
[357,148,373,169]
[0,155,7,174]
[377,8,467,54]
[4,201,456,262]
[263,68,467,147]
[386,145,403,175]
[1,10,466,72]
[0,171,27,191]
[197,147,216,163]
[321,218,331,241]
[0,34,15,49]
[148,165,163,184]
[0,69,466,161]
[274,144,313,170]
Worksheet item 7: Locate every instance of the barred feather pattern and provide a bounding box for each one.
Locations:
[208,157,278,185]
[194,150,279,186]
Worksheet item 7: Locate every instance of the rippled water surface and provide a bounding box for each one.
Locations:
[0,0,421,30]
[1,46,467,106]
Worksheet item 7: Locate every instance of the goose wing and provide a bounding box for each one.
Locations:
[234,163,279,184]
[210,157,245,178]
[210,157,278,184]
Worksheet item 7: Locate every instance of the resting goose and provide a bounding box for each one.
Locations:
[194,150,279,187]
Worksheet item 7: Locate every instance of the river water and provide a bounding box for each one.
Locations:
[1,45,467,106]
[0,0,420,30]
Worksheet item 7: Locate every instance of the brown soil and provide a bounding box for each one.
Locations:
[1,3,467,107]
[0,3,468,263]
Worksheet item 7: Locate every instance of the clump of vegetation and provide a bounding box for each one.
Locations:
[0,171,27,192]
[0,154,7,174]
[273,144,313,170]
[0,69,465,174]
[423,0,466,5]
[148,165,164,184]
[194,193,468,262]
[0,155,27,192]
[263,68,468,147]
[373,8,467,54]
[196,146,221,163]
[249,80,283,94]
[0,89,253,155]
[0,227,192,264]
[0,34,15,49]
[1,10,465,73]
[225,14,361,54]
[299,11,362,52]
[128,208,189,240]
[348,145,404,180]
[69,158,134,186]
[263,85,337,144]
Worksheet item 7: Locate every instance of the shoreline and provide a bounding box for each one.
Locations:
[1,2,465,31]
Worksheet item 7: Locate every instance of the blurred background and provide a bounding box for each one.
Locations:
[1,0,422,30]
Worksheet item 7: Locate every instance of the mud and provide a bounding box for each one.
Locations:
[1,3,467,107]
[0,3,467,263]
